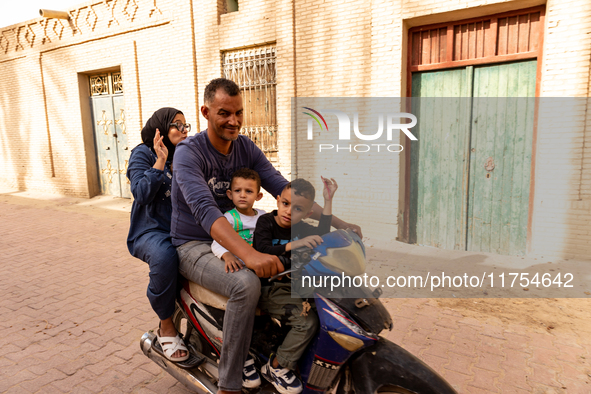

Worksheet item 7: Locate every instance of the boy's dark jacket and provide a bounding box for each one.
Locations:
[253,210,332,285]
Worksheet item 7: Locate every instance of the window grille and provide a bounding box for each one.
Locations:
[112,72,123,94]
[90,75,109,96]
[223,45,278,161]
[90,72,124,96]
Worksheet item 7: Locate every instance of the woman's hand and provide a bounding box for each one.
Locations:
[153,129,168,161]
[152,129,168,171]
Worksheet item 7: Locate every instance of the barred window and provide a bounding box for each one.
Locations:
[223,45,278,161]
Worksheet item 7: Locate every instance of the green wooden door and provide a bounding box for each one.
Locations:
[91,95,131,198]
[410,60,537,255]
[467,61,537,254]
[410,68,473,250]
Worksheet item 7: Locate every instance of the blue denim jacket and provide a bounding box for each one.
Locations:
[126,144,173,256]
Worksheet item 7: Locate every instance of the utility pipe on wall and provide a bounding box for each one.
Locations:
[39,9,70,20]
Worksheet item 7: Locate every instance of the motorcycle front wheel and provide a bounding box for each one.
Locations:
[376,388,416,394]
[332,366,418,394]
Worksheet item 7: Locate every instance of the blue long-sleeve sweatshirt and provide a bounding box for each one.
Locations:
[171,131,288,246]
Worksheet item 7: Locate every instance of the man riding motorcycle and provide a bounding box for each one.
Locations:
[170,77,362,394]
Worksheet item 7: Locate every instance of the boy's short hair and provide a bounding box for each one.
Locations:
[231,168,261,191]
[285,178,315,202]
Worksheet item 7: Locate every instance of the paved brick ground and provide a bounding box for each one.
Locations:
[1,193,590,393]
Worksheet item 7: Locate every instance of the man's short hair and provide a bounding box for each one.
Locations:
[285,178,315,202]
[204,78,241,104]
[231,168,261,191]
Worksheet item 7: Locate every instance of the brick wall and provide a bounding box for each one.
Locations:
[529,0,591,259]
[0,0,198,197]
[292,0,403,240]
[0,55,53,192]
[1,0,590,259]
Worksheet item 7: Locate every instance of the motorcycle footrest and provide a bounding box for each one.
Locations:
[152,337,206,369]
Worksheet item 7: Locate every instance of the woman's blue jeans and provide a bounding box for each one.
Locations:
[134,233,179,321]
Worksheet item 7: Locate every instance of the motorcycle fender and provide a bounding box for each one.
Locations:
[346,337,457,394]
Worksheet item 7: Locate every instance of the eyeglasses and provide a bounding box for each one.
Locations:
[170,122,191,134]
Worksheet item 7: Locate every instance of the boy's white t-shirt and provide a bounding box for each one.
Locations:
[211,208,266,259]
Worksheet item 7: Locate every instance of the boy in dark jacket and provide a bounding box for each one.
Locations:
[253,177,338,394]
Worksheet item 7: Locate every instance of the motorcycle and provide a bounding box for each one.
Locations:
[140,229,457,394]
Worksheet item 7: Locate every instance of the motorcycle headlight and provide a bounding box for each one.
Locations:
[328,331,365,351]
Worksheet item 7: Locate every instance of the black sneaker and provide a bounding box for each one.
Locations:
[261,354,303,394]
[243,355,261,388]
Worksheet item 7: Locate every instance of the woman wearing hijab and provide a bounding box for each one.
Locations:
[127,107,190,362]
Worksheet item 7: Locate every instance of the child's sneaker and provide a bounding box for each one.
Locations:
[261,354,303,394]
[243,355,261,388]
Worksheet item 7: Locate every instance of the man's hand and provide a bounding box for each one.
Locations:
[330,215,364,239]
[339,222,363,238]
[291,235,324,250]
[222,252,243,273]
[309,203,363,238]
[211,218,284,278]
[242,250,284,278]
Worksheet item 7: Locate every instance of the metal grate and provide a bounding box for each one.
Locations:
[90,72,124,96]
[90,75,109,96]
[112,72,123,94]
[222,45,278,161]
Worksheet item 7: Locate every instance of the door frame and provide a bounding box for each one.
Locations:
[401,6,545,254]
[78,73,101,198]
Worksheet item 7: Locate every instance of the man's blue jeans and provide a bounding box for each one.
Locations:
[177,240,261,392]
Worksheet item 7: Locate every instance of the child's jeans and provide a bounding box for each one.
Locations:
[259,282,319,370]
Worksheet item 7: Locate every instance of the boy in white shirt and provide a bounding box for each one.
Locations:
[211,167,265,272]
[210,168,266,388]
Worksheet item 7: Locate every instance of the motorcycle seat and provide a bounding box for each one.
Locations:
[188,281,261,314]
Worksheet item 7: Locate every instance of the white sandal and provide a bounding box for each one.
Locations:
[157,329,190,362]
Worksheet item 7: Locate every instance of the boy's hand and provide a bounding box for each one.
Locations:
[321,176,338,201]
[222,252,243,273]
[292,235,324,250]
